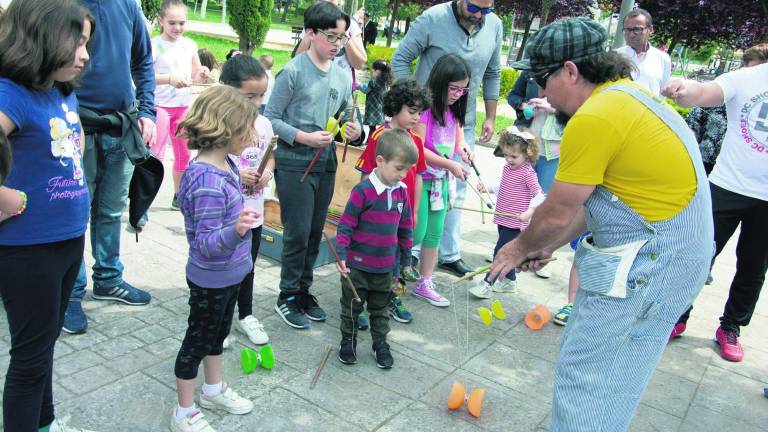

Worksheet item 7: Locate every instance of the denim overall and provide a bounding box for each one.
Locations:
[550,85,714,431]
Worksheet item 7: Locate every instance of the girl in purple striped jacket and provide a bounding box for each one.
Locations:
[171,85,260,432]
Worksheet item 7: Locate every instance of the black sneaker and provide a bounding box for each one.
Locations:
[438,259,472,277]
[302,293,327,322]
[338,337,357,364]
[171,193,180,211]
[274,296,310,329]
[372,341,394,369]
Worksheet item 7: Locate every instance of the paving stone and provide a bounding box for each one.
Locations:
[215,387,358,431]
[54,340,74,360]
[91,335,145,360]
[462,341,556,405]
[657,339,714,383]
[690,365,768,429]
[496,319,564,364]
[376,402,482,432]
[708,342,768,384]
[282,366,412,429]
[98,317,147,339]
[58,373,175,431]
[640,369,697,418]
[58,364,122,396]
[131,323,176,345]
[628,403,683,432]
[54,349,107,377]
[144,337,182,359]
[679,404,766,432]
[61,329,109,351]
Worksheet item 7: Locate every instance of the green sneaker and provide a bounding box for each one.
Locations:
[553,303,573,326]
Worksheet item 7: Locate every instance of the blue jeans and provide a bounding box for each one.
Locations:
[437,128,474,263]
[534,155,559,194]
[71,132,133,300]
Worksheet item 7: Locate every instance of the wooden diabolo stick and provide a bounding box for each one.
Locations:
[342,92,359,163]
[322,231,362,302]
[300,148,323,183]
[310,344,333,389]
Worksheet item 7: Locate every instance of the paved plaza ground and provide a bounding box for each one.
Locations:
[1,145,766,431]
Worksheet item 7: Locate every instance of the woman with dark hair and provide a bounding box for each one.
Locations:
[0,0,94,430]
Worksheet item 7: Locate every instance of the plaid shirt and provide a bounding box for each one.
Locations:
[686,105,726,165]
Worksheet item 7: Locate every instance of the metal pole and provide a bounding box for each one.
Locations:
[612,0,635,50]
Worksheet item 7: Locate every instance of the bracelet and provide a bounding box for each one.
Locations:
[0,190,27,219]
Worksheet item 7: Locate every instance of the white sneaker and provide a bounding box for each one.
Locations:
[534,268,552,279]
[492,279,517,293]
[169,410,216,432]
[199,384,254,415]
[469,280,492,299]
[222,335,232,350]
[50,417,97,432]
[485,253,494,263]
[237,315,269,345]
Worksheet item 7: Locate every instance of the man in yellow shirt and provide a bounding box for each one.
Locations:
[490,18,713,431]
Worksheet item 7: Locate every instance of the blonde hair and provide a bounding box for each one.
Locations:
[497,128,539,166]
[178,86,259,151]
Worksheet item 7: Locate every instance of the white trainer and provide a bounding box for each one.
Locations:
[199,384,254,415]
[222,335,232,350]
[50,416,97,432]
[169,410,216,432]
[469,280,492,299]
[492,279,517,293]
[535,268,552,279]
[237,315,269,345]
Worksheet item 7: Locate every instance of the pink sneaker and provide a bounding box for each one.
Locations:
[412,279,450,307]
[715,326,744,362]
[668,322,686,341]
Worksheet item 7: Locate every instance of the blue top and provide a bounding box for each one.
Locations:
[77,0,156,121]
[178,159,253,288]
[0,79,90,245]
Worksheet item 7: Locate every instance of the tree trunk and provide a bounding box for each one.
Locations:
[200,0,208,19]
[221,0,226,24]
[387,0,400,47]
[404,17,411,35]
[762,0,768,28]
[281,0,290,22]
[667,34,681,57]
[515,13,533,61]
[540,0,555,25]
[240,39,254,56]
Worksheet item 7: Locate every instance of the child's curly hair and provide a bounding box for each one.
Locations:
[178,86,259,151]
[382,78,432,117]
[496,127,539,166]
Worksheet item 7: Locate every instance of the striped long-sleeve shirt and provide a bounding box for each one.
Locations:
[492,162,542,230]
[178,159,253,288]
[336,170,413,273]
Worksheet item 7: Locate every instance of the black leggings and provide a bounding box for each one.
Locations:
[237,226,262,319]
[174,279,241,380]
[678,184,768,332]
[0,236,84,431]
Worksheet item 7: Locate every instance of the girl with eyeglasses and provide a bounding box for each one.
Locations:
[410,53,472,307]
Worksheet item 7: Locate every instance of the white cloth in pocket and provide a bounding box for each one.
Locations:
[576,236,648,298]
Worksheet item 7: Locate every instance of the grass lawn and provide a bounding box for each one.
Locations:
[185,32,293,71]
[475,111,514,140]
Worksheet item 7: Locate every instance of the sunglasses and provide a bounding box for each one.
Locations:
[464,0,494,15]
[448,85,469,96]
[622,26,647,35]
[317,30,349,45]
[533,66,562,89]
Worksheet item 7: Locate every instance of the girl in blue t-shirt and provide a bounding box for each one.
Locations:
[0,1,93,430]
[411,54,472,308]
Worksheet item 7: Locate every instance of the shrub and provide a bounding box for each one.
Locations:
[365,45,416,74]
[141,0,162,22]
[666,99,692,119]
[228,0,274,55]
[499,67,519,99]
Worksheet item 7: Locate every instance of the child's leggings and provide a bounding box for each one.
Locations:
[152,105,191,173]
[413,179,448,249]
[174,278,241,380]
[238,225,262,320]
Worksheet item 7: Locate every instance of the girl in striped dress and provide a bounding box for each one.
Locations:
[470,126,545,298]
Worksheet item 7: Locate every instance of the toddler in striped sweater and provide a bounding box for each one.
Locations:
[335,129,417,369]
[470,127,546,299]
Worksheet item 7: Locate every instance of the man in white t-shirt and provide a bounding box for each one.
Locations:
[616,9,671,97]
[663,44,768,363]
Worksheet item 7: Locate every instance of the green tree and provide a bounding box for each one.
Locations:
[364,0,389,21]
[228,0,274,55]
[141,0,162,22]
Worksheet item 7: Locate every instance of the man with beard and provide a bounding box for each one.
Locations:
[490,18,712,430]
[390,0,503,278]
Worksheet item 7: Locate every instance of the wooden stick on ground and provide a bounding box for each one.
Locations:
[310,344,333,389]
[323,231,362,302]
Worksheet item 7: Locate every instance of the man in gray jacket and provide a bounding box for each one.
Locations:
[391,0,502,277]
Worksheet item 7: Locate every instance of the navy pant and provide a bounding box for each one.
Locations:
[0,236,84,431]
[485,225,520,283]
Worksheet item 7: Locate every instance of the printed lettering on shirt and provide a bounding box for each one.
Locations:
[742,91,768,154]
[47,103,87,201]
